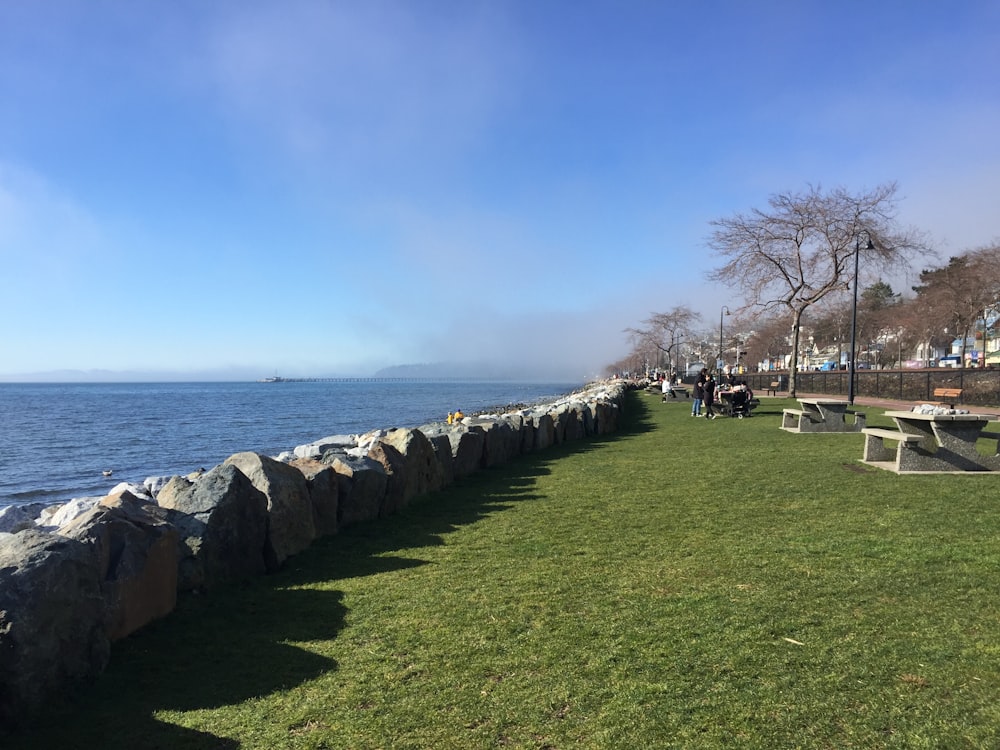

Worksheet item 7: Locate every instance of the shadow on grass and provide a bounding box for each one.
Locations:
[3,581,349,749]
[292,390,655,586]
[3,390,654,749]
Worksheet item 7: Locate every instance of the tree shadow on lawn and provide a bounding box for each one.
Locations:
[4,392,654,749]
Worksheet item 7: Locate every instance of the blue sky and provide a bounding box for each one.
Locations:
[1,1,998,381]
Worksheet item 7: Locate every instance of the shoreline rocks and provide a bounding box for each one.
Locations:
[0,379,628,728]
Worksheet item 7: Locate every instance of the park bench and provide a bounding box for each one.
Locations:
[766,381,782,396]
[861,427,925,468]
[781,407,815,430]
[932,387,963,408]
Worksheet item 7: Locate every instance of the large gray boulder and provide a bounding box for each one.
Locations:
[550,408,569,445]
[563,403,588,441]
[448,426,486,478]
[0,529,110,728]
[154,473,194,509]
[474,418,521,468]
[157,464,269,590]
[513,413,536,454]
[423,431,455,488]
[532,411,556,451]
[57,490,178,642]
[593,400,621,434]
[579,402,596,435]
[378,428,445,501]
[326,454,388,527]
[38,496,103,529]
[293,434,357,460]
[224,452,316,570]
[289,458,340,537]
[0,502,50,533]
[366,441,409,518]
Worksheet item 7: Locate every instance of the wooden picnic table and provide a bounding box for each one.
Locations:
[865,410,1000,472]
[781,398,866,433]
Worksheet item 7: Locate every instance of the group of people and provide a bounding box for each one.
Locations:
[446,409,465,424]
[690,369,754,419]
[691,368,717,418]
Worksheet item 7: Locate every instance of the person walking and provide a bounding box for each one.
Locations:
[703,372,717,419]
[691,368,706,416]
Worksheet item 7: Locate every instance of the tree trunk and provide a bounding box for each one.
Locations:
[788,308,803,397]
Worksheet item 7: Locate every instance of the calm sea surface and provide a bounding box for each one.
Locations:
[0,380,580,510]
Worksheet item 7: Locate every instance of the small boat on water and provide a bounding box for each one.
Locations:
[258,376,287,383]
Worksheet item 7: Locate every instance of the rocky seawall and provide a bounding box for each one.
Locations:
[0,380,628,728]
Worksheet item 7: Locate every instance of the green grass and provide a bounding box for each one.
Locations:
[6,392,1000,749]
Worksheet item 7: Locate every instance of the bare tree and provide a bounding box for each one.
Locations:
[912,244,1000,366]
[894,295,949,367]
[625,305,702,378]
[809,281,901,368]
[742,313,794,371]
[706,183,926,395]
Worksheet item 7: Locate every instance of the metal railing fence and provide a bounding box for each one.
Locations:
[733,368,1000,407]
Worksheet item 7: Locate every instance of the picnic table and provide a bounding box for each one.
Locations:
[780,398,866,433]
[861,410,1000,473]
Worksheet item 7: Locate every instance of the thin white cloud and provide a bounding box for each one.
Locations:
[199,2,522,172]
[0,163,104,288]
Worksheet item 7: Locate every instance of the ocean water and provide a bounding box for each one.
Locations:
[0,380,580,510]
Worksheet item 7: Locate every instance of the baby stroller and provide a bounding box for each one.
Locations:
[729,386,753,418]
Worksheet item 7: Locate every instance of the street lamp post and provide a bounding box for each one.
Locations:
[719,306,730,372]
[848,231,874,405]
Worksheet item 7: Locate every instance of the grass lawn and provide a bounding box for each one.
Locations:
[6,390,1000,749]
